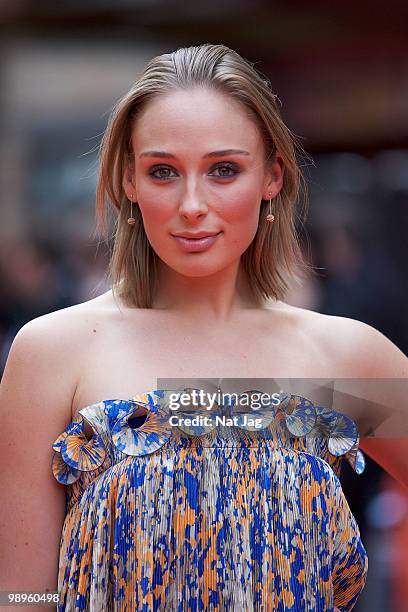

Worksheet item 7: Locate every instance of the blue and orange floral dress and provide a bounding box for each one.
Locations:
[51,389,368,611]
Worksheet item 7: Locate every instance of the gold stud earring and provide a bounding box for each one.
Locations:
[127,194,136,226]
[266,191,275,223]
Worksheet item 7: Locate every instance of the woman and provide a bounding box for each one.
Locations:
[1,43,407,611]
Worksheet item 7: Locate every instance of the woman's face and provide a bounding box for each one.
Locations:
[123,86,283,277]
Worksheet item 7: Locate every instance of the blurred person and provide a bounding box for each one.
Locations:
[1,42,408,611]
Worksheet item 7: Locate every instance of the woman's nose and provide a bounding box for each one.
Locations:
[178,195,209,219]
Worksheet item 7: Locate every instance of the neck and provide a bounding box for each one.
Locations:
[151,259,264,323]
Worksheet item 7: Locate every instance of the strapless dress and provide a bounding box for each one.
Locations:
[51,389,368,611]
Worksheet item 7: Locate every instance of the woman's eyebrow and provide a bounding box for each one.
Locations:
[139,149,251,159]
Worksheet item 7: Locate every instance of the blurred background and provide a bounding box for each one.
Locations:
[0,1,407,609]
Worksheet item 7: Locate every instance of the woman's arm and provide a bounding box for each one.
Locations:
[349,321,408,489]
[0,317,77,611]
[359,437,408,491]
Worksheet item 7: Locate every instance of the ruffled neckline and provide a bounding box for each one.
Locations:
[51,389,365,485]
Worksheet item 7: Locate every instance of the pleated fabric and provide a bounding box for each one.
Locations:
[52,390,368,611]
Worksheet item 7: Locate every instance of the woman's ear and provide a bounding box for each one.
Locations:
[263,155,284,200]
[122,159,137,201]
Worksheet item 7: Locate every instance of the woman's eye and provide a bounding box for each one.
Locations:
[148,166,177,180]
[147,162,240,181]
[210,163,240,178]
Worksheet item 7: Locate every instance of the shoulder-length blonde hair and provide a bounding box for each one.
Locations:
[95,43,312,309]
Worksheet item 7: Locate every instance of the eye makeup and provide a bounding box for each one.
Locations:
[147,161,242,180]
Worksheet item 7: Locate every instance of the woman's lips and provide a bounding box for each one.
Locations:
[171,232,222,252]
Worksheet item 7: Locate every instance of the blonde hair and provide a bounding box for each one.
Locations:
[95,43,312,308]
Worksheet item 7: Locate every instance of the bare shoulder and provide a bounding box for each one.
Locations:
[5,290,116,404]
[275,301,408,377]
[14,289,116,342]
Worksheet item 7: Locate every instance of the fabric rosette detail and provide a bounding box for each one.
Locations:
[51,393,171,484]
[51,415,106,485]
[283,395,317,436]
[111,395,173,456]
[344,442,366,475]
[327,412,359,456]
[280,395,364,474]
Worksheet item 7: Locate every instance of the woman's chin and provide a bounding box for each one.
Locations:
[158,256,231,278]
[171,263,226,277]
